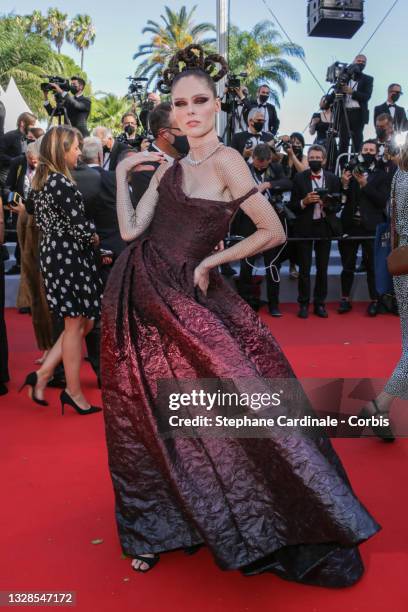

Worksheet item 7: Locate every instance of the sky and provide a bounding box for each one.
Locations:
[2,0,407,137]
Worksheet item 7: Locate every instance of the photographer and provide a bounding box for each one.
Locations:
[375,113,399,178]
[309,95,333,148]
[374,83,407,133]
[43,76,91,137]
[289,145,341,319]
[336,55,373,157]
[338,140,389,316]
[280,132,309,179]
[139,92,161,133]
[236,143,292,316]
[0,112,37,185]
[221,84,249,134]
[109,112,149,171]
[243,84,280,136]
[231,109,274,161]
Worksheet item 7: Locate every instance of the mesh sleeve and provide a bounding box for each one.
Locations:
[116,157,170,242]
[204,148,286,269]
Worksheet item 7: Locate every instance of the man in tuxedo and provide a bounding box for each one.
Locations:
[289,145,342,319]
[338,140,389,317]
[235,143,292,316]
[231,109,274,160]
[337,54,373,158]
[0,112,37,186]
[374,83,407,133]
[130,102,187,207]
[43,76,91,136]
[243,84,280,136]
[92,126,115,170]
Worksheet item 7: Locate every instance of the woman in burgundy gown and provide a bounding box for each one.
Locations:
[101,47,380,584]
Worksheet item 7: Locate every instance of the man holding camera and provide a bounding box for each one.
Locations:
[235,143,292,316]
[231,109,274,162]
[338,140,389,316]
[43,76,91,136]
[374,83,407,133]
[338,55,373,158]
[289,145,341,319]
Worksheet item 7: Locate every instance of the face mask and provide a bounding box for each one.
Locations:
[362,153,376,166]
[253,122,264,133]
[309,160,323,173]
[259,94,269,104]
[390,92,401,103]
[124,124,136,136]
[292,145,302,153]
[376,127,387,140]
[70,85,79,95]
[171,134,189,156]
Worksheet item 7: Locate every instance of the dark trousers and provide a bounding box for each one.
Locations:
[339,108,365,158]
[338,226,377,300]
[238,244,288,308]
[296,220,332,305]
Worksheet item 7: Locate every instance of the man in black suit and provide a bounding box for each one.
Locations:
[337,55,373,158]
[92,126,115,170]
[130,102,187,208]
[289,145,342,319]
[0,112,37,185]
[235,143,292,316]
[231,108,274,160]
[242,84,280,136]
[43,76,91,136]
[374,83,407,133]
[338,140,390,317]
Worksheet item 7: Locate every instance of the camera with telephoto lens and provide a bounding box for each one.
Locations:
[344,155,368,174]
[326,62,364,93]
[274,140,291,153]
[313,188,342,214]
[269,185,296,221]
[40,75,71,93]
[127,76,148,98]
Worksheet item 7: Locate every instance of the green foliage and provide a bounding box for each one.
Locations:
[89,93,133,133]
[228,21,304,106]
[66,14,96,70]
[133,5,215,87]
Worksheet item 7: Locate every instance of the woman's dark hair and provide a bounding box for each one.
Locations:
[158,44,228,96]
[290,132,305,148]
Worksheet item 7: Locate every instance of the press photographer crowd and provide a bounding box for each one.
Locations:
[0,53,407,398]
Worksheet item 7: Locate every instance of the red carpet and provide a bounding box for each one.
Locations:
[1,305,407,612]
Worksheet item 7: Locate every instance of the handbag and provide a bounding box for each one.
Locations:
[387,182,408,276]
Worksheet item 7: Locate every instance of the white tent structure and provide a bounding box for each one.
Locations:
[1,78,33,131]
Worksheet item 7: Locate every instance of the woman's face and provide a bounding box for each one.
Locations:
[172,76,220,138]
[65,136,81,169]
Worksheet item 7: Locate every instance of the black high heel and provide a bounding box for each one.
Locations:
[19,372,48,406]
[131,554,160,573]
[60,390,102,416]
[183,544,203,555]
[359,399,395,443]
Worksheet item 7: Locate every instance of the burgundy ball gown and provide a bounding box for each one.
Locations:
[101,159,380,586]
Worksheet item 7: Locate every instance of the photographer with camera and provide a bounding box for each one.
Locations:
[43,76,91,137]
[139,92,161,133]
[336,55,373,158]
[231,108,274,162]
[280,132,309,179]
[309,95,334,148]
[0,112,37,186]
[221,81,249,135]
[236,143,292,316]
[375,113,399,178]
[289,144,342,319]
[374,83,407,133]
[109,112,150,171]
[338,140,389,316]
[243,84,280,136]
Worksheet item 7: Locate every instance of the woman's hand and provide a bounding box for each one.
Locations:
[116,151,166,175]
[193,262,211,296]
[6,200,26,215]
[140,138,150,152]
[212,240,224,254]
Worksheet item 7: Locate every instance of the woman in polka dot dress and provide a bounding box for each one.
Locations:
[21,126,103,414]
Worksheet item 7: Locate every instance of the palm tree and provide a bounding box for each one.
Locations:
[66,14,96,71]
[228,21,304,106]
[0,17,84,118]
[89,93,132,132]
[46,8,68,54]
[25,10,48,36]
[133,5,215,87]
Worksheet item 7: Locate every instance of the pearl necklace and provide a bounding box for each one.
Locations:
[185,142,223,166]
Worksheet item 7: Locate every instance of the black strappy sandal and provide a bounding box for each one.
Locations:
[183,544,203,555]
[359,399,396,443]
[131,554,160,573]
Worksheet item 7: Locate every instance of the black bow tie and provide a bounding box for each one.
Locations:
[388,103,396,108]
[258,104,267,108]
